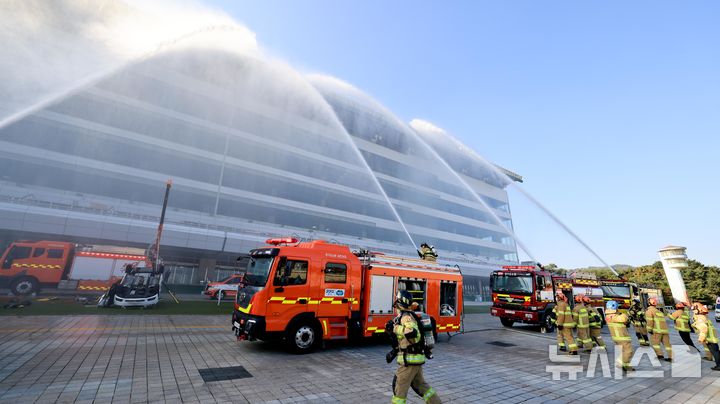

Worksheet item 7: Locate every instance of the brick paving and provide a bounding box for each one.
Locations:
[0,313,719,403]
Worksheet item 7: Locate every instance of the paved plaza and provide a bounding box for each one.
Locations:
[1,312,719,403]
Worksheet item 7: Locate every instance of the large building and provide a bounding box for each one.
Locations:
[0,46,520,300]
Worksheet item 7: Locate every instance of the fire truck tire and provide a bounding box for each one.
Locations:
[11,277,38,296]
[540,313,554,334]
[500,318,514,327]
[285,320,320,354]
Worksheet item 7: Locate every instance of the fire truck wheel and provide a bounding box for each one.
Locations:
[286,321,320,353]
[11,277,38,296]
[500,318,514,328]
[540,314,554,334]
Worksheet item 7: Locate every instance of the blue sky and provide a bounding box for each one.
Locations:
[206,0,719,267]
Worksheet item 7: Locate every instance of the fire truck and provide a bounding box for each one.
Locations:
[600,280,665,312]
[490,266,605,332]
[231,238,463,353]
[0,241,146,295]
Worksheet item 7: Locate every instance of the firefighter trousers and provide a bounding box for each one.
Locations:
[576,327,593,351]
[392,365,441,404]
[703,342,714,360]
[707,342,720,367]
[558,326,577,353]
[556,328,566,350]
[650,332,672,359]
[613,340,634,369]
[589,328,606,348]
[678,331,699,351]
[634,329,650,346]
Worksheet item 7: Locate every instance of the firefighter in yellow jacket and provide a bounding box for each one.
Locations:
[670,302,698,352]
[417,243,438,262]
[628,299,650,346]
[691,303,720,370]
[583,295,606,350]
[605,300,634,372]
[573,294,593,352]
[645,298,672,361]
[555,292,578,355]
[390,290,441,404]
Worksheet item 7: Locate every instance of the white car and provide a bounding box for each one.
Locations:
[715,304,720,322]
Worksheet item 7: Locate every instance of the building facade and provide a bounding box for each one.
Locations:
[0,47,519,297]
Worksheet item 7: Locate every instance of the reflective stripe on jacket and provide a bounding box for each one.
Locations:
[555,301,576,328]
[671,309,691,332]
[573,304,590,329]
[588,306,602,329]
[394,313,425,365]
[645,306,669,334]
[606,313,631,342]
[694,315,719,344]
[628,305,646,327]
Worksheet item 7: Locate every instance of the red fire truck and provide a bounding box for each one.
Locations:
[231,238,463,353]
[490,265,606,332]
[0,241,146,295]
[600,279,665,312]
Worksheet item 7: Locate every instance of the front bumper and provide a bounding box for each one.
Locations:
[232,310,266,341]
[114,294,159,308]
[491,306,540,324]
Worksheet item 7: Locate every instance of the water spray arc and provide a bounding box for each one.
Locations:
[0,24,252,132]
[416,124,619,276]
[408,130,538,264]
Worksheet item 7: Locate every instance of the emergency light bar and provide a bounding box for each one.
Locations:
[502,265,537,270]
[265,237,299,245]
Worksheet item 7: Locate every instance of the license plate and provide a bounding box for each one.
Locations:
[505,310,515,315]
[233,321,240,328]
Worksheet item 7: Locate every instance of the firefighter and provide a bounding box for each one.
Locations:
[417,243,438,262]
[390,290,442,404]
[645,297,672,362]
[549,304,565,351]
[583,295,606,350]
[691,303,720,369]
[572,294,593,352]
[628,299,650,346]
[605,300,634,371]
[555,291,578,355]
[670,302,698,352]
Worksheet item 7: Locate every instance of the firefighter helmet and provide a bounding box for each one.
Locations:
[395,290,413,310]
[697,304,709,315]
[648,298,658,306]
[582,295,591,304]
[555,291,566,301]
[574,294,584,303]
[606,300,619,311]
[675,302,685,309]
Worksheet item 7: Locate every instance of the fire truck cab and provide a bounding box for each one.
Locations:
[231,238,463,353]
[490,265,557,332]
[600,280,664,312]
[0,241,74,295]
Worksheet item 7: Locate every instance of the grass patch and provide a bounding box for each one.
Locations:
[0,298,235,316]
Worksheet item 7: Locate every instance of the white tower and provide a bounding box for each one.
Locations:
[658,245,689,304]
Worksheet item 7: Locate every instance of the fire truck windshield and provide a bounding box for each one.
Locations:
[601,285,630,298]
[243,257,274,287]
[491,273,533,294]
